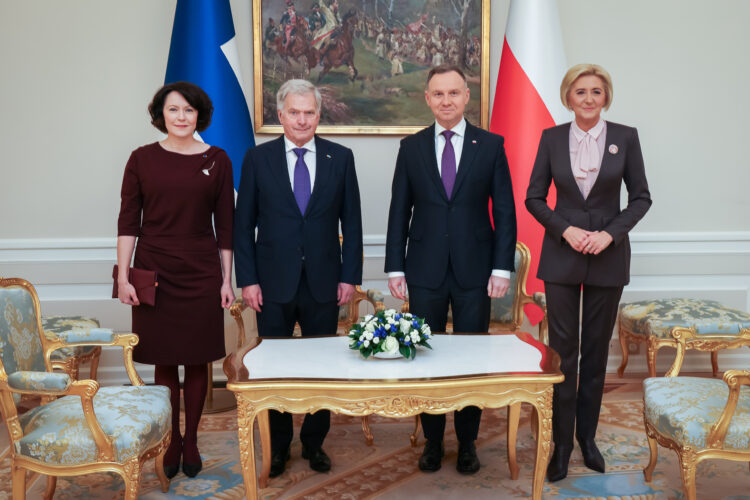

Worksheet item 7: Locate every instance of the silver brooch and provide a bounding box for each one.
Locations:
[202,161,215,176]
[608,144,619,154]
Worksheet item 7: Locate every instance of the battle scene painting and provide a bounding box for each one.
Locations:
[253,0,489,134]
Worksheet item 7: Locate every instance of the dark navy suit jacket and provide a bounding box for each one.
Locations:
[385,121,517,288]
[234,135,363,303]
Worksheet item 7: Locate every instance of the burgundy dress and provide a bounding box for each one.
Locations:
[117,142,234,365]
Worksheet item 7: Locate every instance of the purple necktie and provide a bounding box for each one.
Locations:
[441,130,456,199]
[293,147,311,214]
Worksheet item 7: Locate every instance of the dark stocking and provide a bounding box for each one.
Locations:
[154,364,182,466]
[182,364,208,464]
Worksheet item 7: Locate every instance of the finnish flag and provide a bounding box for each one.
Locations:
[165,0,255,191]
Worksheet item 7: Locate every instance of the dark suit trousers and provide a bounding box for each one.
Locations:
[545,282,623,447]
[257,267,338,452]
[408,261,490,443]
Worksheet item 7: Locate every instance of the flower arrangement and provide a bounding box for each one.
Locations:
[348,309,432,359]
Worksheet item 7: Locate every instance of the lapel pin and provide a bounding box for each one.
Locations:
[472,140,477,144]
[202,161,215,176]
[326,154,332,158]
[608,144,619,154]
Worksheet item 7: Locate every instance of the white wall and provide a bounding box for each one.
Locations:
[1,1,749,382]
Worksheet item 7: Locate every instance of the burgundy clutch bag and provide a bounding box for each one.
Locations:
[112,265,158,306]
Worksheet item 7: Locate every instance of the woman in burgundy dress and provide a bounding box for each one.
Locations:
[117,82,235,479]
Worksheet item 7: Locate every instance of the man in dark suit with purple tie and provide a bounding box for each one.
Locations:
[385,65,517,474]
[234,79,363,478]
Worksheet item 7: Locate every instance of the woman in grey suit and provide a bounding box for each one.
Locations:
[526,64,651,482]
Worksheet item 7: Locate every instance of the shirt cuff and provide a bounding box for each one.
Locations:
[491,269,510,279]
[388,272,405,278]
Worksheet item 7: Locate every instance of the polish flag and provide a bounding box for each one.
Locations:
[490,0,569,324]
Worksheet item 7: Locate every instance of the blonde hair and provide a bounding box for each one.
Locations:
[560,64,613,111]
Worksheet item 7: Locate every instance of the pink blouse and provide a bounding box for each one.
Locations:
[569,119,606,199]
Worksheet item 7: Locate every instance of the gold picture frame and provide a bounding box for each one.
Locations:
[252,0,490,135]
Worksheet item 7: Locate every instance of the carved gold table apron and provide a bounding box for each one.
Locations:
[224,332,563,500]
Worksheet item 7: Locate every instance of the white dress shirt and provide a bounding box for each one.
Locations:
[389,118,510,281]
[284,136,316,190]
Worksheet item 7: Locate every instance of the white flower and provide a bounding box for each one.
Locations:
[399,318,411,334]
[383,336,399,354]
[384,309,396,317]
[373,337,380,344]
[363,340,370,347]
[421,324,431,335]
[365,332,373,340]
[387,318,395,325]
[403,313,412,319]
[410,332,419,343]
[365,322,376,333]
[359,321,366,327]
[359,334,365,341]
[364,314,373,322]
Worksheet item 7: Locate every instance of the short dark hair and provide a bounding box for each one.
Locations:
[426,64,467,88]
[148,81,213,133]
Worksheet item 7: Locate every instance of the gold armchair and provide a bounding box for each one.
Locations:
[643,326,750,500]
[0,277,172,499]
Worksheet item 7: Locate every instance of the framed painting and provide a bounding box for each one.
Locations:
[252,0,490,135]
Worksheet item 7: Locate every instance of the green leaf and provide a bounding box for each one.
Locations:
[399,345,410,358]
[409,345,417,359]
[422,341,432,350]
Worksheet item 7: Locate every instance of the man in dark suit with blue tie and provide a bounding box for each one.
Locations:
[385,65,517,474]
[234,79,363,477]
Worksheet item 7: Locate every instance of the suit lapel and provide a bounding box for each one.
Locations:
[555,123,588,203]
[269,136,300,211]
[305,135,332,217]
[451,121,479,198]
[417,125,449,202]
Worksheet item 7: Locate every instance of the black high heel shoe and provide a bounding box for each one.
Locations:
[182,437,202,478]
[547,444,573,482]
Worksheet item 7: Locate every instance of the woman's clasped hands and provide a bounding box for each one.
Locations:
[562,226,613,255]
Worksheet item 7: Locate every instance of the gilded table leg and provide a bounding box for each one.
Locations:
[361,416,374,446]
[258,409,271,488]
[506,403,520,480]
[531,388,553,500]
[236,397,259,500]
[410,415,421,447]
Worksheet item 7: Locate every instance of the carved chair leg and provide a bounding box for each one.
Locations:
[530,404,539,441]
[89,349,101,380]
[361,416,374,446]
[43,475,56,500]
[12,466,26,500]
[122,460,142,500]
[617,330,629,377]
[507,403,521,480]
[647,340,658,378]
[710,351,719,377]
[410,415,421,447]
[643,432,658,482]
[155,442,170,492]
[678,450,697,500]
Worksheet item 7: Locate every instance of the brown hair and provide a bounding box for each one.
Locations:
[148,81,213,133]
[426,64,467,88]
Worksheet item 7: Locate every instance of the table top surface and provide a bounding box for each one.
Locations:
[224,332,561,385]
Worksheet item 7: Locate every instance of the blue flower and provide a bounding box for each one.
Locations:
[412,320,418,328]
[357,341,363,346]
[395,314,401,320]
[391,324,397,332]
[405,340,411,346]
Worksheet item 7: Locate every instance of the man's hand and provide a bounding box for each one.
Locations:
[388,276,407,301]
[487,275,510,298]
[242,284,263,312]
[562,226,592,253]
[337,283,355,306]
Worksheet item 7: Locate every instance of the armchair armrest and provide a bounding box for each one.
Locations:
[707,369,750,448]
[7,371,71,394]
[54,327,116,344]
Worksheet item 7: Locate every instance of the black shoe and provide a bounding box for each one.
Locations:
[164,463,179,479]
[182,459,202,478]
[547,444,572,482]
[578,439,605,473]
[456,441,481,474]
[301,445,331,473]
[269,448,291,478]
[418,440,444,472]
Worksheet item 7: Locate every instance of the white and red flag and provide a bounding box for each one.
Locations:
[490,0,569,324]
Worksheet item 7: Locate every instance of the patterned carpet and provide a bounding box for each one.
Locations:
[2,376,750,499]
